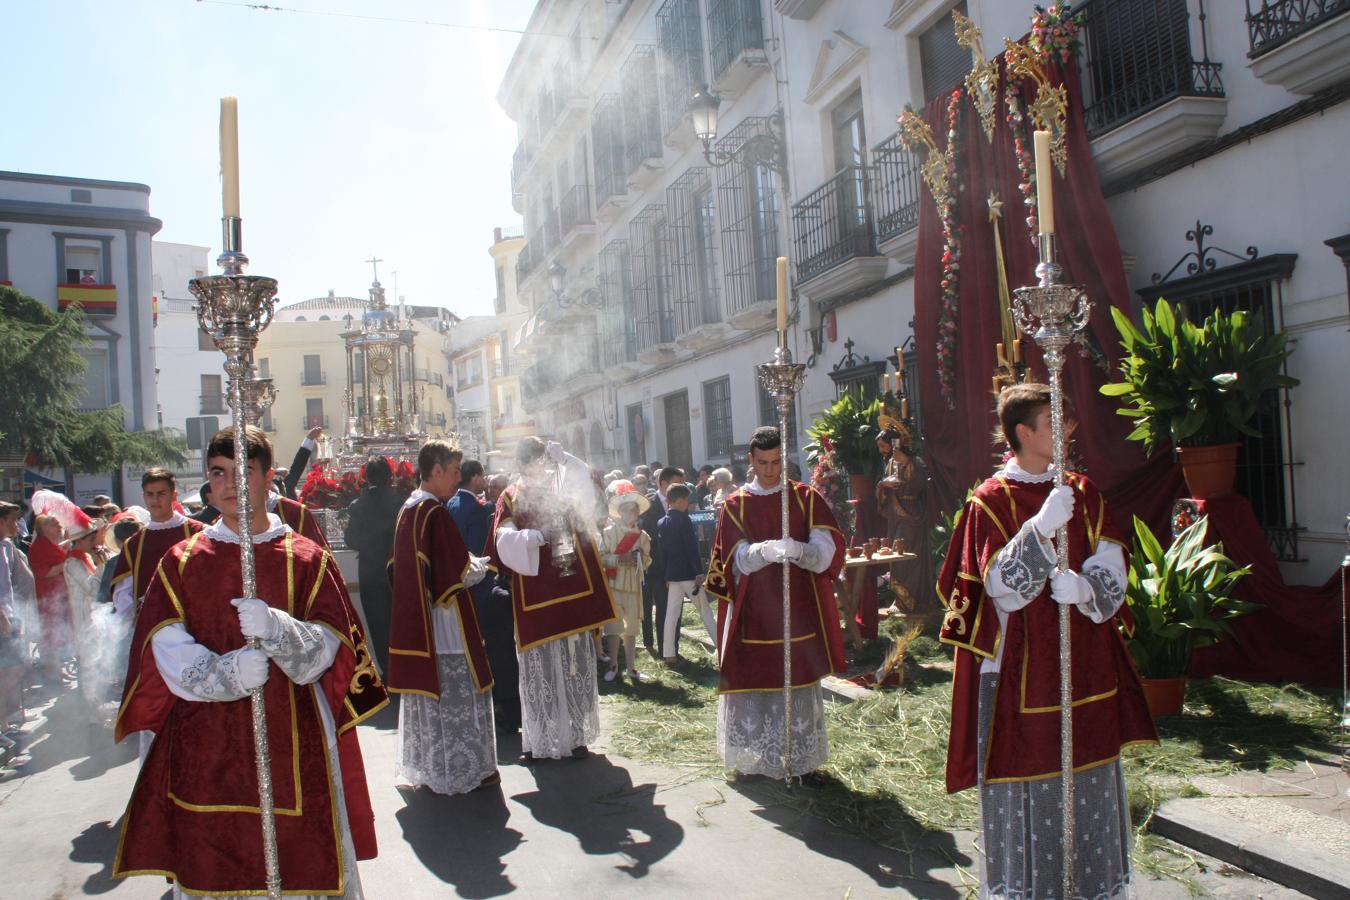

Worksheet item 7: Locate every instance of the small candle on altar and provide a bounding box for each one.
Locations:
[220,96,241,219]
[992,375,1002,395]
[996,342,1006,366]
[895,346,905,374]
[1013,338,1023,363]
[775,256,789,335]
[901,397,910,419]
[1033,129,1054,235]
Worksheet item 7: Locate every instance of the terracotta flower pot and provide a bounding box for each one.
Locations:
[1176,443,1241,499]
[1140,675,1186,718]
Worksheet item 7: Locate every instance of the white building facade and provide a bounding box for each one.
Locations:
[502,0,1350,580]
[0,170,162,504]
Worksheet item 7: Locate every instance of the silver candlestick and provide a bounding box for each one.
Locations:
[240,365,277,429]
[189,216,283,900]
[1013,232,1091,898]
[757,343,806,783]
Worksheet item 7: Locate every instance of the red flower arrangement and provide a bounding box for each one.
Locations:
[1029,3,1084,65]
[299,457,419,510]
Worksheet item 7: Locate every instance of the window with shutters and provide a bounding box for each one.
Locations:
[703,376,733,459]
[919,1,972,103]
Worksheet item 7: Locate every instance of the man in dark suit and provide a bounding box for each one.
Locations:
[448,459,520,733]
[639,465,685,658]
[342,455,403,674]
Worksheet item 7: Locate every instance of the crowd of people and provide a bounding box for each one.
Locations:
[0,383,1157,898]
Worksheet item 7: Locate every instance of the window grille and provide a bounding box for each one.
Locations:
[1080,0,1224,138]
[620,46,664,176]
[592,94,626,205]
[919,1,971,103]
[871,132,923,242]
[708,0,764,82]
[667,166,721,335]
[599,239,639,366]
[657,0,706,135]
[630,204,676,350]
[1137,252,1300,560]
[713,116,782,318]
[703,376,733,458]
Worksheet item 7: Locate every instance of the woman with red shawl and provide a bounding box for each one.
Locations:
[28,515,72,681]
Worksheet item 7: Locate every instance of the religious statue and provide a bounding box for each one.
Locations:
[874,415,932,615]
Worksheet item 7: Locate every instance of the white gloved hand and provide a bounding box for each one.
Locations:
[779,538,806,561]
[1029,483,1076,539]
[231,597,279,642]
[235,648,270,691]
[545,441,566,463]
[522,529,547,547]
[1050,570,1093,607]
[759,540,788,564]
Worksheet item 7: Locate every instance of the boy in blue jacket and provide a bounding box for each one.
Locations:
[656,484,704,665]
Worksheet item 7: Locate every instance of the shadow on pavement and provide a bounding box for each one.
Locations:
[16,684,133,780]
[728,774,971,898]
[394,785,523,899]
[513,753,684,878]
[70,819,123,895]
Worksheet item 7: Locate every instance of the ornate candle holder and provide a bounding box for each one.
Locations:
[1012,232,1090,897]
[240,368,277,429]
[189,216,283,900]
[756,344,806,783]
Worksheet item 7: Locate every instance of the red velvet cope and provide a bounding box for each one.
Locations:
[910,59,1183,534]
[1188,496,1349,688]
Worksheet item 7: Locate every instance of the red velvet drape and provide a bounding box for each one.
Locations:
[910,61,1183,532]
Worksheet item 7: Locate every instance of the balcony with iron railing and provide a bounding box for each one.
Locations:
[516,240,537,286]
[1245,0,1350,94]
[870,133,923,257]
[490,356,530,379]
[300,371,327,386]
[413,367,444,387]
[559,184,594,244]
[199,393,228,415]
[792,165,889,298]
[543,206,561,254]
[708,0,767,93]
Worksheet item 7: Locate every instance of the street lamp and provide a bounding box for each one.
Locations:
[688,84,787,178]
[548,259,603,309]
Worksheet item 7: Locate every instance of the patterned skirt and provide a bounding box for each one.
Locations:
[396,653,497,795]
[717,682,828,777]
[518,632,600,758]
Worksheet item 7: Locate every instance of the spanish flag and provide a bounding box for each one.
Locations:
[57,283,117,314]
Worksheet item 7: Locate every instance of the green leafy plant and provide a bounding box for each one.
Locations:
[1123,515,1259,679]
[804,392,883,479]
[1099,298,1298,454]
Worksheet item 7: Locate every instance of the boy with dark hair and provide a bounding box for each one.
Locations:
[639,466,686,657]
[656,483,703,664]
[938,384,1155,898]
[111,468,203,618]
[113,424,386,896]
[387,439,498,794]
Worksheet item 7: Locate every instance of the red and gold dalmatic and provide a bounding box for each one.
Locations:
[487,483,617,650]
[386,497,493,698]
[704,481,847,693]
[113,530,387,895]
[276,494,329,548]
[109,518,203,602]
[938,471,1157,794]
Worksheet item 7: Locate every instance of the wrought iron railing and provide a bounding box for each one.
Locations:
[658,0,705,135]
[708,0,765,81]
[621,46,664,174]
[592,95,626,205]
[516,240,537,285]
[300,371,326,386]
[560,184,593,236]
[793,165,878,282]
[543,206,561,252]
[1080,0,1225,138]
[713,116,782,317]
[637,308,677,349]
[199,393,227,415]
[871,132,923,243]
[1246,0,1349,56]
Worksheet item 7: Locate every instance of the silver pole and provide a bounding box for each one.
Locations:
[190,216,282,900]
[757,343,805,783]
[1013,232,1091,898]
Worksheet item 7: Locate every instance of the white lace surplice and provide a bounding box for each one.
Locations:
[717,684,828,777]
[396,653,497,794]
[518,632,600,759]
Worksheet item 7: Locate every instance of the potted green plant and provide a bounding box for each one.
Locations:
[1100,298,1298,498]
[805,393,883,535]
[1122,514,1257,716]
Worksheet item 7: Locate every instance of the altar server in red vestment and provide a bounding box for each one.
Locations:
[113,426,387,899]
[110,468,203,617]
[387,439,497,794]
[703,426,846,779]
[938,384,1157,900]
[489,437,617,761]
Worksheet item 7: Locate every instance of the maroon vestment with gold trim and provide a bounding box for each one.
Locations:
[704,481,847,693]
[938,471,1157,794]
[386,497,494,698]
[487,483,617,651]
[109,518,203,601]
[277,495,328,548]
[113,530,388,895]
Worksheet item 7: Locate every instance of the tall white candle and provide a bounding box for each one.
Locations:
[220,97,240,219]
[775,257,789,335]
[1033,130,1054,235]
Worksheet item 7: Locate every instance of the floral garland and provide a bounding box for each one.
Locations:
[1006,94,1039,243]
[808,434,853,537]
[934,88,964,406]
[1029,3,1084,65]
[299,457,418,510]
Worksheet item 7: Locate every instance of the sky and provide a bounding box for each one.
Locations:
[3,0,538,318]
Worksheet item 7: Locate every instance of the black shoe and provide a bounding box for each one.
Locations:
[518,751,536,765]
[571,745,589,759]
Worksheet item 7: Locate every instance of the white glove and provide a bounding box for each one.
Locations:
[464,554,489,588]
[1030,483,1075,538]
[545,441,566,463]
[232,597,279,642]
[779,538,807,561]
[522,529,547,547]
[235,648,270,691]
[759,540,788,564]
[1050,570,1093,607]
